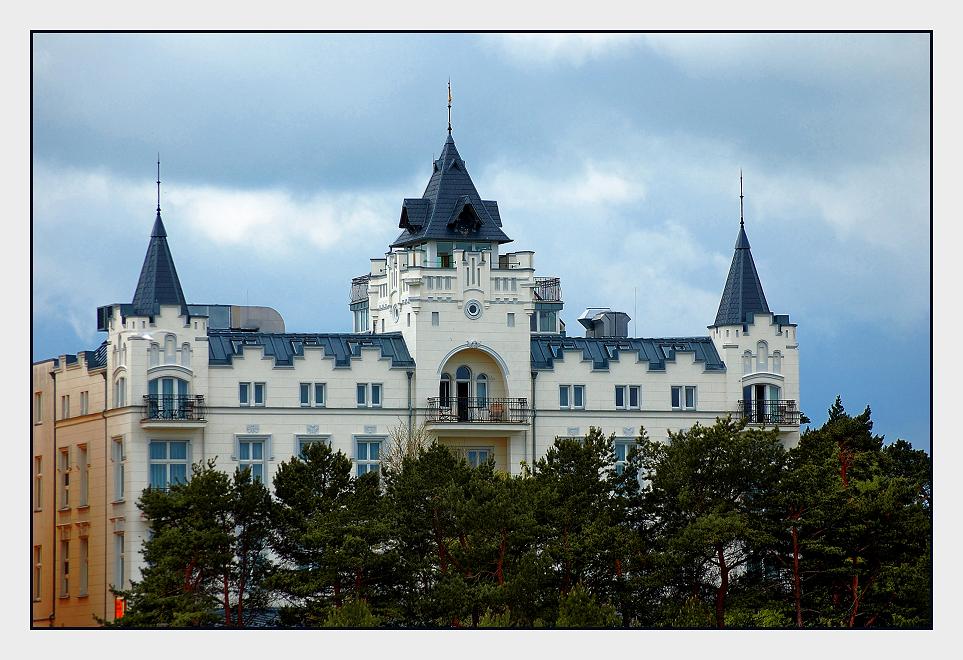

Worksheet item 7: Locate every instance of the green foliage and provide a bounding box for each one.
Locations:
[321,598,380,628]
[109,459,274,628]
[556,583,620,628]
[111,397,930,629]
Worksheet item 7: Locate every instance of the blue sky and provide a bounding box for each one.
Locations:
[31,33,931,451]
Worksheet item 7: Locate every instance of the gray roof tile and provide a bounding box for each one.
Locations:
[712,223,770,327]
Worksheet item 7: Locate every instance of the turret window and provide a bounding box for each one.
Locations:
[756,341,769,372]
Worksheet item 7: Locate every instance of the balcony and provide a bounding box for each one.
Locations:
[142,395,207,427]
[350,275,370,304]
[426,397,530,424]
[534,277,562,302]
[737,399,800,427]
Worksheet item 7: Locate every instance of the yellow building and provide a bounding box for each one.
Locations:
[32,347,112,627]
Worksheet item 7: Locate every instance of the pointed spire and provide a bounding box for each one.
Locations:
[739,169,744,228]
[712,176,769,326]
[447,79,452,136]
[132,162,187,316]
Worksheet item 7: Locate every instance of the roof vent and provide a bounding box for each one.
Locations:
[578,308,631,338]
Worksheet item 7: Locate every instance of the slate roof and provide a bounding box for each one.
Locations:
[712,223,770,327]
[531,335,726,372]
[83,341,108,369]
[207,331,415,369]
[391,135,512,247]
[131,211,188,317]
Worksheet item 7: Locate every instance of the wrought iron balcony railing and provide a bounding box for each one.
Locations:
[737,399,800,427]
[426,397,530,424]
[534,277,562,302]
[142,395,206,422]
[350,275,370,304]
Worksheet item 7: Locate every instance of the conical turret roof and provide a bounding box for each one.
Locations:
[391,134,512,247]
[130,209,187,316]
[712,222,770,326]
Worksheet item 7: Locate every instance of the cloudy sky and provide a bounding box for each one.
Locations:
[31,33,931,451]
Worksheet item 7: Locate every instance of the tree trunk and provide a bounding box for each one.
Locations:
[715,542,728,629]
[223,573,232,627]
[791,524,803,628]
[495,529,506,586]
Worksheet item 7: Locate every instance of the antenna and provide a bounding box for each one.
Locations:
[739,169,744,228]
[156,154,162,212]
[447,79,452,135]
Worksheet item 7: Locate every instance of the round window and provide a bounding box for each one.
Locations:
[465,299,482,320]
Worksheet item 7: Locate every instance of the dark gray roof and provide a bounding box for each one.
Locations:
[83,341,108,369]
[207,331,415,369]
[391,135,512,248]
[712,223,770,327]
[130,211,188,317]
[531,335,726,372]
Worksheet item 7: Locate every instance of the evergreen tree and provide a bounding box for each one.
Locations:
[636,416,785,628]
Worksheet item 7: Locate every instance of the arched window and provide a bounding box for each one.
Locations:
[743,351,753,374]
[149,342,160,367]
[147,377,189,420]
[772,351,782,374]
[476,373,488,405]
[164,335,177,364]
[439,374,451,408]
[180,343,191,368]
[456,365,472,381]
[756,341,769,372]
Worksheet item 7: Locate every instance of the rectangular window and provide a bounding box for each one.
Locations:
[60,539,69,597]
[112,438,125,501]
[297,435,331,456]
[300,383,310,406]
[79,538,89,596]
[58,448,69,509]
[78,445,89,507]
[466,448,492,468]
[115,377,127,407]
[34,392,42,423]
[33,546,41,601]
[629,386,640,410]
[239,382,250,406]
[254,382,266,406]
[538,311,557,332]
[61,395,70,419]
[34,456,42,510]
[356,383,367,406]
[407,313,411,327]
[530,313,537,332]
[615,386,626,409]
[614,440,635,475]
[672,386,697,410]
[432,311,439,326]
[559,385,570,409]
[314,383,326,407]
[149,440,189,490]
[238,438,265,482]
[114,533,125,590]
[573,385,585,409]
[356,438,382,476]
[371,383,382,407]
[80,391,89,416]
[507,312,515,327]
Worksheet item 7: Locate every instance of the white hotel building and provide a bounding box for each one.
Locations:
[35,126,800,611]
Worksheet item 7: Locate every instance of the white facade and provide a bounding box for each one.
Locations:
[87,131,800,590]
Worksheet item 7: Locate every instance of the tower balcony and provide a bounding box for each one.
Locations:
[426,397,530,424]
[350,275,370,304]
[141,395,207,428]
[534,277,562,302]
[737,399,800,427]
